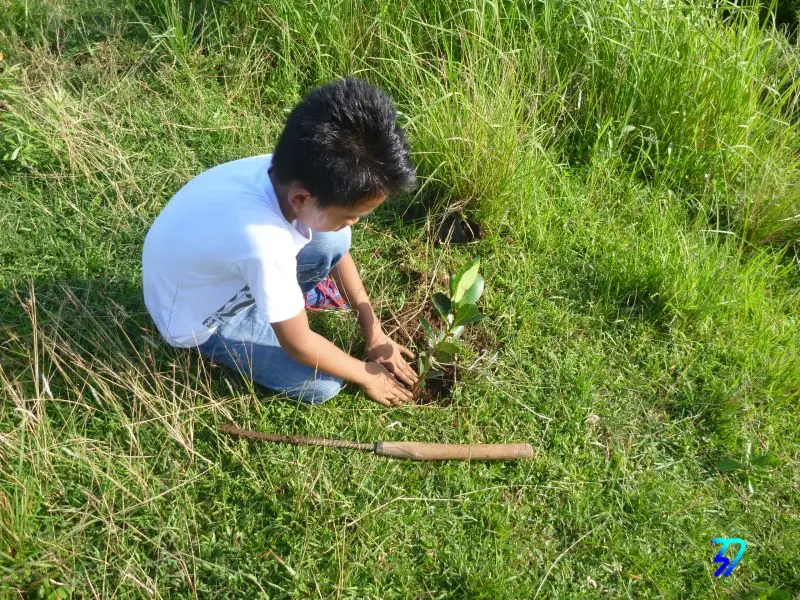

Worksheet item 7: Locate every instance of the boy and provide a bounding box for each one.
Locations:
[142,78,419,407]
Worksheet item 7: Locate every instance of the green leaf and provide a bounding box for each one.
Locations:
[751,453,781,469]
[419,317,436,340]
[432,293,451,318]
[437,341,462,355]
[453,303,483,326]
[715,458,747,473]
[457,273,484,307]
[435,349,454,363]
[427,368,445,379]
[452,257,481,304]
[451,326,465,339]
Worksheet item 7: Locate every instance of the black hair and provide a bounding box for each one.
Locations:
[271,77,417,207]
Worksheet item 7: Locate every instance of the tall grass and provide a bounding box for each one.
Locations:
[5,0,799,241]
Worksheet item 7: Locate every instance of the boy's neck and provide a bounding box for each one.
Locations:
[268,167,297,223]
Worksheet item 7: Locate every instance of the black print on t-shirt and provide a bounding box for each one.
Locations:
[202,285,255,328]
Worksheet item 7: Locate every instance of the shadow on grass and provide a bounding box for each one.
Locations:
[561,254,674,335]
[369,183,486,242]
[554,253,746,444]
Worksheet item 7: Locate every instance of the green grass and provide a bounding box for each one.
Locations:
[1,0,799,597]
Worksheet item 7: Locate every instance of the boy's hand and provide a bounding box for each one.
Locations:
[365,334,418,388]
[362,362,415,407]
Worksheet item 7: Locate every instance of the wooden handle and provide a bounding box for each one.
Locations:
[375,441,533,461]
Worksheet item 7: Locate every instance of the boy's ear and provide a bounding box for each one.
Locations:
[287,184,314,211]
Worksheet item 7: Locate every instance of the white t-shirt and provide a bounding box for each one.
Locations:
[142,154,312,348]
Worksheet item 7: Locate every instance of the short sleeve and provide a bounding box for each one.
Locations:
[235,251,304,323]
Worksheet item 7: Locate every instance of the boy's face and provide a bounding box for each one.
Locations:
[294,192,386,232]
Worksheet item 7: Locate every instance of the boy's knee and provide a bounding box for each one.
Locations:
[320,227,351,267]
[287,377,343,404]
[297,228,352,288]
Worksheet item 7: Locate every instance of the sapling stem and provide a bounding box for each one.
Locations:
[411,256,483,398]
[414,317,457,390]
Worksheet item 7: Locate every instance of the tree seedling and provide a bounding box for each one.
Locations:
[413,256,484,398]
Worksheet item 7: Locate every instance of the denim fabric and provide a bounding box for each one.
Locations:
[195,226,351,404]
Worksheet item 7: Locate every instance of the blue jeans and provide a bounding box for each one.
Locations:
[194,227,351,404]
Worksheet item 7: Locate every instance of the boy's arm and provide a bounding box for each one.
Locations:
[271,310,413,407]
[330,253,418,388]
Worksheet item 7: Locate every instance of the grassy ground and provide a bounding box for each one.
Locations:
[1,0,799,597]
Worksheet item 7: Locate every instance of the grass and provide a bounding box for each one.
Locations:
[1,0,799,597]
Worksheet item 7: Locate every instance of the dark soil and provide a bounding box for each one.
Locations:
[380,302,434,345]
[413,365,457,406]
[436,214,483,245]
[385,266,500,405]
[382,302,459,405]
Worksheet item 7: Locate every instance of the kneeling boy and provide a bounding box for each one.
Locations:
[142,78,418,407]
